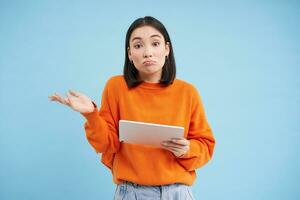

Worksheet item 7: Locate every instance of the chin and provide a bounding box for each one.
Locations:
[144,68,162,75]
[137,68,162,78]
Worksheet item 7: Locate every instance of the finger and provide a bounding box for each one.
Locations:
[162,140,187,148]
[162,146,184,153]
[161,142,187,150]
[162,146,183,156]
[54,93,68,105]
[65,93,72,106]
[49,97,57,101]
[48,96,55,100]
[49,93,68,105]
[48,93,59,99]
[49,95,60,102]
[163,145,187,157]
[68,90,80,97]
[171,138,189,146]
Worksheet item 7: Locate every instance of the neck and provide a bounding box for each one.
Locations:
[138,71,162,83]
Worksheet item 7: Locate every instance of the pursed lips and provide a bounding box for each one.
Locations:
[143,60,156,66]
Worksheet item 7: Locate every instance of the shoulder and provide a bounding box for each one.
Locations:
[174,78,199,94]
[174,79,205,111]
[101,75,127,99]
[105,75,127,89]
[106,75,125,84]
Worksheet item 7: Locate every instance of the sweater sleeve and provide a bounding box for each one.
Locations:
[81,79,120,154]
[176,88,215,171]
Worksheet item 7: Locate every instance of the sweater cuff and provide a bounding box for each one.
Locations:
[81,102,100,126]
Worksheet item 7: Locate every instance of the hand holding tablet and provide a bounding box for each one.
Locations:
[119,120,185,148]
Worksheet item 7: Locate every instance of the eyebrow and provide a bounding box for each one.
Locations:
[131,34,162,42]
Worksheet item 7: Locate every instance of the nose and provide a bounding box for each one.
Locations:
[143,47,153,58]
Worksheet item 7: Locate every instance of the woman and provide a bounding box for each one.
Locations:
[49,16,215,200]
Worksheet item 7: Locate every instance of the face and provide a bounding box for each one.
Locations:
[128,25,170,82]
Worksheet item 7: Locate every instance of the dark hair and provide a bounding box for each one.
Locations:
[123,16,176,88]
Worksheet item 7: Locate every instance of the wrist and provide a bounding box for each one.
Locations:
[81,101,97,114]
[88,101,97,112]
[91,101,97,108]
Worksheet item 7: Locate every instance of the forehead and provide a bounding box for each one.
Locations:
[130,25,164,41]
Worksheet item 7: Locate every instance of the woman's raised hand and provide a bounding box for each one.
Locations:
[48,90,95,114]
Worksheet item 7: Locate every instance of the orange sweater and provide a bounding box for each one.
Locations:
[82,75,215,186]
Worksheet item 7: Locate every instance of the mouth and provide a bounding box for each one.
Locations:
[143,60,156,66]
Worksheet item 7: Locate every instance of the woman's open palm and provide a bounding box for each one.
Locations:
[48,90,95,114]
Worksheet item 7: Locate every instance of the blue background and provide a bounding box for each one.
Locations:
[0,0,299,199]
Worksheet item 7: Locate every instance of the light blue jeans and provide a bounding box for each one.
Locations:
[114,181,195,200]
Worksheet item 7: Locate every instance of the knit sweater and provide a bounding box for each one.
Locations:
[82,75,215,186]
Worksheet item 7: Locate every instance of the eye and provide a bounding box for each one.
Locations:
[153,41,160,47]
[133,44,142,49]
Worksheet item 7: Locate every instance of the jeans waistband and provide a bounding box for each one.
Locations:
[124,181,186,191]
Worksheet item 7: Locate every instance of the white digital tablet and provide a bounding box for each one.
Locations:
[119,120,185,147]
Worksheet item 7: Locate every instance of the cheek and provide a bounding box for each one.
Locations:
[154,48,167,57]
[156,50,167,61]
[131,51,142,61]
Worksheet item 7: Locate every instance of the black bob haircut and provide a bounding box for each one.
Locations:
[123,16,176,88]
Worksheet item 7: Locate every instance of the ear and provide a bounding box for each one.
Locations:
[165,42,170,57]
[127,47,132,61]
